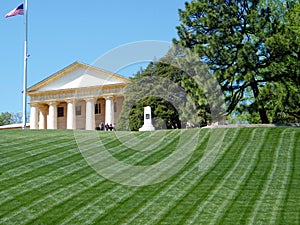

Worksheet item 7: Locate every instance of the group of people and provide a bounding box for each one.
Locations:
[97,122,115,131]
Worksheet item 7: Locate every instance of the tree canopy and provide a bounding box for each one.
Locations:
[175,0,300,123]
[117,63,185,131]
[0,112,14,126]
[118,0,299,128]
[117,49,223,131]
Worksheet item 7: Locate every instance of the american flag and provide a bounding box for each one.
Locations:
[5,4,24,18]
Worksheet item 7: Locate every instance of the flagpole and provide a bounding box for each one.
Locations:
[22,0,29,129]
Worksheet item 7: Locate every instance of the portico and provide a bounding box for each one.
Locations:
[27,62,129,130]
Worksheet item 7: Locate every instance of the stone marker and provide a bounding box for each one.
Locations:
[139,106,155,131]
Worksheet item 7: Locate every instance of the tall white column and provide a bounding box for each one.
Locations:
[85,98,96,130]
[66,99,76,130]
[105,96,114,125]
[39,108,47,129]
[29,103,39,129]
[48,101,57,129]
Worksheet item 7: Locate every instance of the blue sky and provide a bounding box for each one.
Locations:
[0,0,187,113]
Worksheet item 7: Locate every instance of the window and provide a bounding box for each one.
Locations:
[57,107,64,117]
[76,105,81,116]
[95,103,101,114]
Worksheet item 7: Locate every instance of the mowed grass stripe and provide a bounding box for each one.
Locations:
[61,129,202,225]
[0,127,299,224]
[219,128,278,224]
[0,134,75,168]
[135,132,181,166]
[0,131,79,185]
[100,130,157,150]
[116,129,209,225]
[0,140,78,183]
[0,143,82,196]
[270,130,296,224]
[1,171,103,224]
[104,130,179,153]
[28,178,128,225]
[75,130,179,180]
[146,129,224,225]
[98,131,150,150]
[104,129,200,187]
[125,128,238,225]
[0,157,91,211]
[0,132,101,223]
[213,128,268,223]
[0,164,93,218]
[0,131,77,172]
[100,130,180,166]
[207,129,267,225]
[0,141,70,169]
[76,130,169,164]
[115,130,177,152]
[277,129,300,224]
[0,135,63,157]
[0,154,95,219]
[54,130,191,224]
[0,130,73,157]
[166,128,239,225]
[57,185,133,225]
[78,130,186,184]
[226,128,283,224]
[0,130,61,148]
[247,129,289,224]
[197,128,230,178]
[183,128,252,225]
[48,130,185,224]
[154,128,233,224]
[56,131,179,224]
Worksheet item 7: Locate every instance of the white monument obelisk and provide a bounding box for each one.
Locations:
[139,106,155,131]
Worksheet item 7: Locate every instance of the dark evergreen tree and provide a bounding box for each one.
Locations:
[117,64,185,131]
[117,52,216,131]
[175,0,300,123]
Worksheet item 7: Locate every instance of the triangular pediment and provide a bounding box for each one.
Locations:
[28,62,129,93]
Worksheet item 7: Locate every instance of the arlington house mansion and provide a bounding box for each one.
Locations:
[27,62,129,130]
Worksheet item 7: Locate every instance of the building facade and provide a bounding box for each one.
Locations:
[27,62,129,130]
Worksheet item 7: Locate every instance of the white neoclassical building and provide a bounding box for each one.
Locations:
[27,62,129,130]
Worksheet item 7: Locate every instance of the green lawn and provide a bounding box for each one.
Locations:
[0,127,299,224]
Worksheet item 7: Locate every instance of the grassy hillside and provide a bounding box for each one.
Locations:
[0,127,299,224]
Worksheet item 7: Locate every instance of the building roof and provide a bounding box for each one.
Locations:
[27,61,129,94]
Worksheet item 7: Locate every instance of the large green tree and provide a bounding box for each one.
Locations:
[258,1,300,123]
[0,112,14,126]
[175,0,300,123]
[117,54,214,131]
[117,63,185,131]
